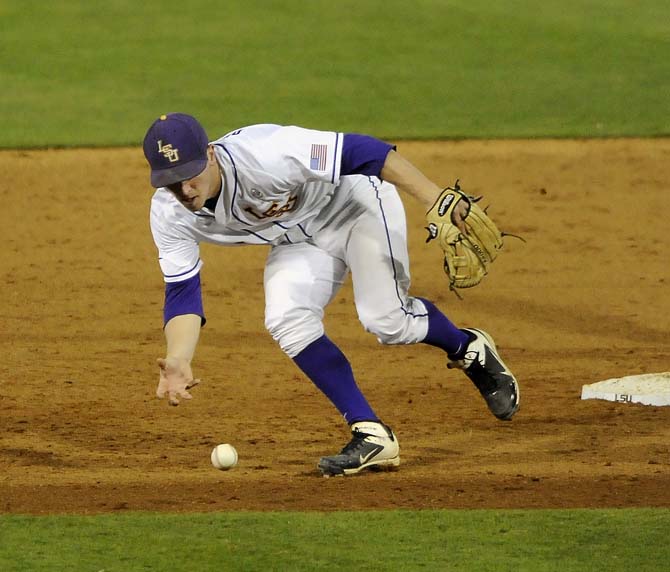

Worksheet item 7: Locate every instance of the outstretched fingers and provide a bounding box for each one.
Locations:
[185,378,202,390]
[168,388,193,406]
[156,358,200,406]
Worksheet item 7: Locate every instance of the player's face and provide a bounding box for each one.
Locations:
[166,147,221,211]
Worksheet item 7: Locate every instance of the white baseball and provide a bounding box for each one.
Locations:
[210,444,238,470]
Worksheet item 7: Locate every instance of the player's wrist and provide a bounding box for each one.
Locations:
[164,354,192,366]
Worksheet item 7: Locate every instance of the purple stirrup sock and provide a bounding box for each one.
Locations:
[419,298,470,359]
[293,335,378,424]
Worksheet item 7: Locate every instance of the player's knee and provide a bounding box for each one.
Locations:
[360,311,413,345]
[265,313,324,358]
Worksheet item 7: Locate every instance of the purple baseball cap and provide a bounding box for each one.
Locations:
[143,113,210,188]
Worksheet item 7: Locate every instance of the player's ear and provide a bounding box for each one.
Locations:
[207,145,216,162]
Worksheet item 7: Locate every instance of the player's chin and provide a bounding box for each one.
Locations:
[181,199,201,211]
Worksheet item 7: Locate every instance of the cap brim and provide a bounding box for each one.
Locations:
[150,158,208,188]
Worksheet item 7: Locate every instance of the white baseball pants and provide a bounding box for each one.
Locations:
[264,176,429,358]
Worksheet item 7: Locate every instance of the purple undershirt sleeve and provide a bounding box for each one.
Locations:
[163,273,206,327]
[341,133,396,178]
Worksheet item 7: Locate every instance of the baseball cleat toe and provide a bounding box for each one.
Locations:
[449,328,520,420]
[318,421,400,477]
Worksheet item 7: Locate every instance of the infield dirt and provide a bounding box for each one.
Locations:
[2,139,669,514]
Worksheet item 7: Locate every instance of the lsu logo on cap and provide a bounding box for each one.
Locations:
[157,140,179,163]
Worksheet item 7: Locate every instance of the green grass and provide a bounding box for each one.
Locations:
[1,0,669,147]
[1,509,669,571]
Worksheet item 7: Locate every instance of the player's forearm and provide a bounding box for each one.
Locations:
[380,150,442,209]
[164,314,201,362]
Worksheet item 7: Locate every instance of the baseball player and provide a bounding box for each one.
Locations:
[143,113,519,477]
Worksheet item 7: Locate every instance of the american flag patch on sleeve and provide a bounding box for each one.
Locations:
[310,143,328,171]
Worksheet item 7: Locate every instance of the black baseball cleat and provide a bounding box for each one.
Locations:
[318,421,400,477]
[448,328,520,420]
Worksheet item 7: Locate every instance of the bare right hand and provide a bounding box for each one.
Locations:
[156,357,201,406]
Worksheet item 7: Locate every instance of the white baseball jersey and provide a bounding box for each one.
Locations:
[150,124,429,357]
[150,124,343,283]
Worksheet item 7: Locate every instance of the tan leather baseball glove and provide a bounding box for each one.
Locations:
[425,180,505,290]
